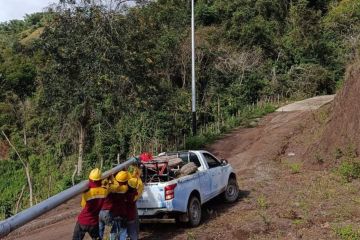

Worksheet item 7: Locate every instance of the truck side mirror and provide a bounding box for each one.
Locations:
[221,159,228,165]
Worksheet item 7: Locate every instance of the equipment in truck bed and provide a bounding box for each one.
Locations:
[141,151,198,183]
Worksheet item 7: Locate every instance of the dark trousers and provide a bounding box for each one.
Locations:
[72,221,100,240]
[127,220,138,240]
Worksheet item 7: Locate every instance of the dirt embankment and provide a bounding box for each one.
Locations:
[308,63,360,162]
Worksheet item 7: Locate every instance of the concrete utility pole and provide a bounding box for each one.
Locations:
[191,0,197,136]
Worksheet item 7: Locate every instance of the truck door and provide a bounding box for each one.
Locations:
[202,153,223,197]
[188,152,212,202]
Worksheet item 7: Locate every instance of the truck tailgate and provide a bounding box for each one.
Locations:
[137,184,165,209]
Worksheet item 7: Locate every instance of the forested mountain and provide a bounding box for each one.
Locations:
[0,0,359,217]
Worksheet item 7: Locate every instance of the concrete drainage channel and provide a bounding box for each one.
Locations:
[276,95,335,112]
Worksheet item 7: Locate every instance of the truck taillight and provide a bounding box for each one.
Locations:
[164,183,177,200]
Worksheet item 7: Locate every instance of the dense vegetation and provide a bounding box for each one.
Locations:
[0,0,359,217]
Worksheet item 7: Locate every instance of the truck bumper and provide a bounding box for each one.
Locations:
[138,208,173,216]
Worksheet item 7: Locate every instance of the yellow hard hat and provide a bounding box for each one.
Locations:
[128,177,139,189]
[89,168,102,181]
[118,184,128,193]
[115,171,129,183]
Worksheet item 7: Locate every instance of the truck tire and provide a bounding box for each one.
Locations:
[187,196,201,227]
[223,178,239,203]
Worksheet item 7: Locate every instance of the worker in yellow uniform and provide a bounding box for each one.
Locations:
[98,177,112,239]
[72,168,108,240]
[127,165,143,198]
[109,171,130,240]
[122,168,144,240]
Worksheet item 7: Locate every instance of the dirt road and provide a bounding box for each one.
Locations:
[5,96,338,240]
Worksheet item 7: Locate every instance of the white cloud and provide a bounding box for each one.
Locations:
[0,0,57,22]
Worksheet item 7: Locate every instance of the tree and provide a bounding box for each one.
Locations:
[1,131,33,207]
[39,1,130,175]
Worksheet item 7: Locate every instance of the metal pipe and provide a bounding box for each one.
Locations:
[191,0,197,136]
[0,157,137,238]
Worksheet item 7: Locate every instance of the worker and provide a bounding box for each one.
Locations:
[109,170,130,240]
[127,164,144,237]
[98,176,113,239]
[123,177,143,240]
[128,164,144,199]
[72,168,108,240]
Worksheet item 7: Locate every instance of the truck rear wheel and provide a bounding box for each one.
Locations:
[223,178,239,203]
[187,196,201,227]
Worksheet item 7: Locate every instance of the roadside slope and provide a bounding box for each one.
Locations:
[310,63,360,161]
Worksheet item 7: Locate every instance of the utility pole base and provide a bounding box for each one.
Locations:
[192,112,197,136]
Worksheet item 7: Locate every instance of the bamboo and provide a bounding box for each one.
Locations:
[15,185,26,214]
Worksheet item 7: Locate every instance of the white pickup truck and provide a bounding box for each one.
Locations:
[137,150,239,227]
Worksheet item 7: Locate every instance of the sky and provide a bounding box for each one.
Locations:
[0,0,57,22]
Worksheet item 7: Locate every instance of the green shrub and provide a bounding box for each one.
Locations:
[338,160,360,182]
[185,135,207,150]
[185,104,276,149]
[289,163,301,174]
[335,225,360,240]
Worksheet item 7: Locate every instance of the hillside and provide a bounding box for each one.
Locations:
[0,0,360,221]
[313,63,360,161]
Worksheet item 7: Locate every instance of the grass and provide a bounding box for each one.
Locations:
[185,103,276,149]
[334,225,360,240]
[257,195,268,210]
[186,231,196,240]
[312,105,330,124]
[336,144,360,182]
[292,219,305,226]
[289,163,301,174]
[259,212,271,230]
